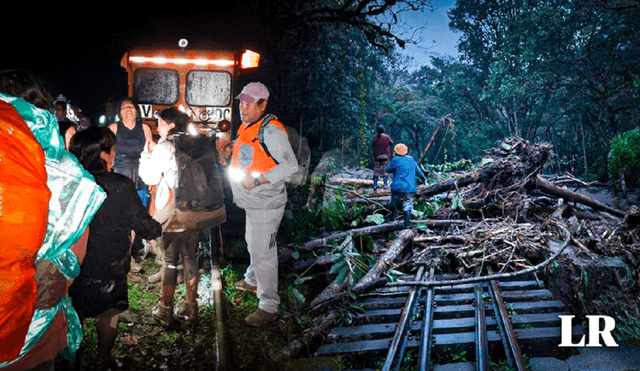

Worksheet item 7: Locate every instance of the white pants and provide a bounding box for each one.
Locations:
[243,206,285,313]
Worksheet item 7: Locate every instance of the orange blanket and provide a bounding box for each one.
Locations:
[0,101,51,362]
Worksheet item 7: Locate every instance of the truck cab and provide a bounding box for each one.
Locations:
[120,39,260,156]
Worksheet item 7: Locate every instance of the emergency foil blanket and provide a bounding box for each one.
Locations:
[0,93,106,367]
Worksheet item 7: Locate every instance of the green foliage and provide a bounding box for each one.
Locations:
[430,158,474,174]
[609,127,640,185]
[321,194,351,231]
[452,350,468,362]
[329,236,376,288]
[446,0,640,179]
[280,189,370,244]
[128,286,156,311]
[450,195,465,211]
[363,213,385,226]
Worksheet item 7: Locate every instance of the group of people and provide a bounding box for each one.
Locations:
[0,71,166,371]
[0,69,299,371]
[371,125,427,228]
[0,65,422,370]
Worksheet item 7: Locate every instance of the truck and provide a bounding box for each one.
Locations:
[120,38,261,154]
[119,39,261,230]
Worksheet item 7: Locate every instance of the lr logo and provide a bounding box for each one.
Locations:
[559,315,619,347]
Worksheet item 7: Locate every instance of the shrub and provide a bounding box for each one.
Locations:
[609,127,640,186]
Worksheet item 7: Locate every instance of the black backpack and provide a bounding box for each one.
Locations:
[163,134,226,231]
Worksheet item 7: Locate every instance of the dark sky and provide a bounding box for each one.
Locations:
[3,4,460,120]
[2,5,260,121]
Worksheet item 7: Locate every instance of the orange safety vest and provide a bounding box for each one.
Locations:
[230,115,287,174]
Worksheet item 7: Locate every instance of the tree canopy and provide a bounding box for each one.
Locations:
[225,0,640,181]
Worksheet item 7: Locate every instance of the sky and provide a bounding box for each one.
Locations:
[399,0,462,70]
[2,2,461,119]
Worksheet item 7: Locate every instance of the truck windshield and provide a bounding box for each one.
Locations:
[134,69,179,105]
[186,71,231,107]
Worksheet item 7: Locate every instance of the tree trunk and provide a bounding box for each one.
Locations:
[301,221,405,251]
[308,277,347,310]
[529,175,626,218]
[418,114,452,164]
[293,253,339,272]
[329,178,376,186]
[417,169,490,198]
[270,312,337,362]
[353,229,415,294]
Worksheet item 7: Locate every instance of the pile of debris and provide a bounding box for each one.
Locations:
[274,137,640,362]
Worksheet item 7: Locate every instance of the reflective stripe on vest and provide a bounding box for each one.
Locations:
[230,115,287,174]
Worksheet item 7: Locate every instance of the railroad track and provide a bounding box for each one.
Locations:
[314,265,584,370]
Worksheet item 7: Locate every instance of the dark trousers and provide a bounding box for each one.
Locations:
[389,190,414,228]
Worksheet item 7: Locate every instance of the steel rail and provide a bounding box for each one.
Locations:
[418,267,436,370]
[475,283,489,371]
[208,228,229,371]
[488,278,528,371]
[381,265,426,371]
[487,279,515,368]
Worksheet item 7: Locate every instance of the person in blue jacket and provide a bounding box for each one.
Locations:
[385,143,427,228]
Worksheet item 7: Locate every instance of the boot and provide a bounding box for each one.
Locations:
[153,302,174,325]
[154,284,175,325]
[178,276,199,322]
[245,308,278,327]
[373,176,379,190]
[177,302,198,322]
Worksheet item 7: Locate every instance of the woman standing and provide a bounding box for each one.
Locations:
[69,127,161,371]
[139,107,201,324]
[108,97,153,194]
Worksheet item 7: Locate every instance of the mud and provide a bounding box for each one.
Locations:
[574,185,640,213]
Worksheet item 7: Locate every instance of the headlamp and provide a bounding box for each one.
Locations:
[228,168,263,184]
[228,167,246,182]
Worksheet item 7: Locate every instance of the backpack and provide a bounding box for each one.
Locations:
[256,114,309,184]
[154,134,227,232]
[256,114,279,163]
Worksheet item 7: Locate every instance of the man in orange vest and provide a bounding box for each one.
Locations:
[228,82,299,326]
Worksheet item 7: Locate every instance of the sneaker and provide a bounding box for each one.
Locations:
[234,279,257,294]
[245,309,278,327]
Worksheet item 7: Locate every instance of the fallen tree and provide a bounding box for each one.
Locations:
[352,229,415,293]
[529,175,625,218]
[301,221,404,251]
[306,229,415,312]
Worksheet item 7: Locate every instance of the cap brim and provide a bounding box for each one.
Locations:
[235,93,256,103]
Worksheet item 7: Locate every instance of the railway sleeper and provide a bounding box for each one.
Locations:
[315,275,584,367]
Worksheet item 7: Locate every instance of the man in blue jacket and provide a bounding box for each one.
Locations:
[385,143,427,228]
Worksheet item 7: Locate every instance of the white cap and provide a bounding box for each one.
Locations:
[235,82,269,103]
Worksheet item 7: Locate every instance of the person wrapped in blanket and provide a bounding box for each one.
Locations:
[0,70,106,370]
